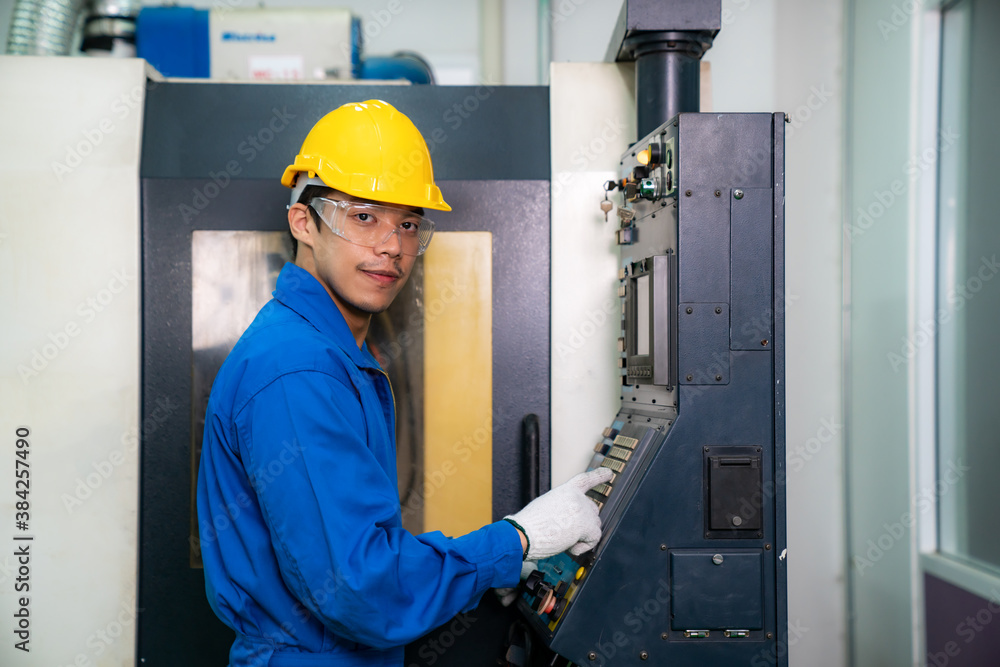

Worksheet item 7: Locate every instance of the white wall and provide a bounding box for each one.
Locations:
[0,56,146,667]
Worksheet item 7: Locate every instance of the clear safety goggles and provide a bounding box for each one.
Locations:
[309,197,435,256]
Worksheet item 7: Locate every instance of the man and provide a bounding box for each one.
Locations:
[197,100,611,666]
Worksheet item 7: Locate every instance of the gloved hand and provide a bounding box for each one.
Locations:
[504,467,613,561]
[495,561,538,607]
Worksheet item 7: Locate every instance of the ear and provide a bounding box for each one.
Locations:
[288,203,318,249]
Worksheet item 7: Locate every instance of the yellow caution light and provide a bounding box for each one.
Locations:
[636,148,651,165]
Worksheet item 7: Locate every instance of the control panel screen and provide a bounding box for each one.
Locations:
[635,274,650,356]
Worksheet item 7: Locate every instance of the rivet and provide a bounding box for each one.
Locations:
[715,375,722,381]
[761,339,769,346]
[765,543,772,550]
[767,633,773,639]
[715,307,722,314]
[589,652,597,661]
[685,189,692,197]
[660,544,667,551]
[734,189,744,200]
[686,375,693,382]
[686,307,693,314]
[661,632,668,640]
[704,446,710,452]
[714,190,721,197]
[712,554,724,565]
[640,651,649,660]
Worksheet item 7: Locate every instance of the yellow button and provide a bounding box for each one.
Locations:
[575,567,585,581]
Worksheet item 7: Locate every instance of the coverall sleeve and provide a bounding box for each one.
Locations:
[234,369,523,649]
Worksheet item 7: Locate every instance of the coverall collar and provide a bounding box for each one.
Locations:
[272,262,382,371]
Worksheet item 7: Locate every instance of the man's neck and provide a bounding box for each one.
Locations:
[294,257,369,348]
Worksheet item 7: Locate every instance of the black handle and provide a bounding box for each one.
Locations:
[521,413,540,505]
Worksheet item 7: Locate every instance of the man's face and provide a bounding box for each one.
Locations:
[297,191,419,318]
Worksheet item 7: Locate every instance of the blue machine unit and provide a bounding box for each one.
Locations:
[136,7,427,83]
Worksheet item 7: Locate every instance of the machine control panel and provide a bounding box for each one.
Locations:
[516,112,786,666]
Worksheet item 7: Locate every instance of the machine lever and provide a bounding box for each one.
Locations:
[521,414,541,504]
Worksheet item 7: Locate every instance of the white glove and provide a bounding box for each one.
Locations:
[495,561,538,607]
[505,467,613,561]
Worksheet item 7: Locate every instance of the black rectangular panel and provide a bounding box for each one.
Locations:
[708,454,762,531]
[141,84,550,181]
[670,550,764,630]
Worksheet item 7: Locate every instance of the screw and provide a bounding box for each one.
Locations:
[715,307,722,314]
[767,632,774,639]
[712,554,724,565]
[732,516,742,526]
[589,651,597,661]
[640,651,649,660]
[660,544,667,551]
[685,189,692,197]
[765,543,772,550]
[686,307,693,314]
[661,632,668,640]
[761,339,769,346]
[715,375,722,381]
[734,189,744,199]
[686,374,693,381]
[704,446,710,452]
[714,190,721,197]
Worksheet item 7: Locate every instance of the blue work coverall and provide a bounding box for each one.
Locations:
[197,263,523,666]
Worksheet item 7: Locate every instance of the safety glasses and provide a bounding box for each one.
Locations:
[309,197,435,256]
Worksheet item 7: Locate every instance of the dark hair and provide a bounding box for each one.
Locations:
[289,184,335,259]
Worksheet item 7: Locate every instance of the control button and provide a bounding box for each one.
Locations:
[551,597,569,618]
[524,569,546,595]
[575,567,586,581]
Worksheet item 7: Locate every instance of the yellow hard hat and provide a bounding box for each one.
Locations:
[281,99,451,212]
